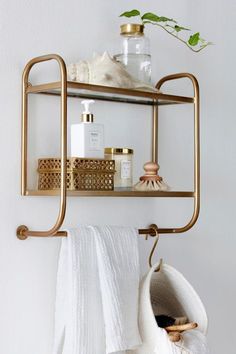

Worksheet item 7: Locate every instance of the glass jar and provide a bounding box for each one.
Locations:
[114,23,151,84]
[105,148,133,188]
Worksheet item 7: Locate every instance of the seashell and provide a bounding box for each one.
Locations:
[67,52,157,92]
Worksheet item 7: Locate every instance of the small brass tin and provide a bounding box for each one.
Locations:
[38,157,115,191]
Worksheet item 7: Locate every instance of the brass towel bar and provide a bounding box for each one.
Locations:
[16,54,200,240]
[17,224,159,240]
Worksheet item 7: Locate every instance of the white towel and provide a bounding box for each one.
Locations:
[53,226,141,354]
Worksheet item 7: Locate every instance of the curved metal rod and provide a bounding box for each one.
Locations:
[149,235,160,267]
[156,73,200,234]
[145,224,163,272]
[147,224,159,267]
[17,54,67,239]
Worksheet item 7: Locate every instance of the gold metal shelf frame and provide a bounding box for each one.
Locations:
[16,54,200,240]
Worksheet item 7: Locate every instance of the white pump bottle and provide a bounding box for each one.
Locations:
[71,99,104,158]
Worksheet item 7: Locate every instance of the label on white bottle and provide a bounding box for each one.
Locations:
[121,160,131,179]
[89,131,101,150]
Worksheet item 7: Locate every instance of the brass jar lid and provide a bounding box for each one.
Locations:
[120,24,144,36]
[105,147,133,155]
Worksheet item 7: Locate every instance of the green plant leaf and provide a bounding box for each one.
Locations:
[141,12,160,22]
[188,32,200,46]
[120,9,140,18]
[174,25,190,32]
[159,16,177,23]
[142,12,176,23]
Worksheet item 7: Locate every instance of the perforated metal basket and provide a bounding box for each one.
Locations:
[38,158,115,191]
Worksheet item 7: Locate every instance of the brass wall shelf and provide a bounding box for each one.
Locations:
[16,54,200,240]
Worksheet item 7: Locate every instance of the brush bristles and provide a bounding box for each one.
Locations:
[133,180,169,191]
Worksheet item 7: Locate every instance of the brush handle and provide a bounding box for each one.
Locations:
[139,162,162,182]
[143,162,159,176]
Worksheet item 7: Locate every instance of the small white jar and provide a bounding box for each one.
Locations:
[105,148,133,188]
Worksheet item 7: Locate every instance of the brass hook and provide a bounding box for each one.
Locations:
[146,224,163,272]
[145,224,159,269]
[148,232,160,268]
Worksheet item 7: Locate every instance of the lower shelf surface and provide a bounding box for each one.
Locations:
[26,189,194,198]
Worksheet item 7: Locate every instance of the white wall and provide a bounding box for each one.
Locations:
[0,0,235,353]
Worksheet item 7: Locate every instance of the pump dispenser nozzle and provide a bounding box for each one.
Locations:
[81,99,94,122]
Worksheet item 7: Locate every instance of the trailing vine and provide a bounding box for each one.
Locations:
[120,9,212,52]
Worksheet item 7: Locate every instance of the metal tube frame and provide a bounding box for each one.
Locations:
[16,55,200,239]
[17,54,67,240]
[154,73,200,233]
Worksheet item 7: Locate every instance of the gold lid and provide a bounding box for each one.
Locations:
[81,113,93,123]
[120,23,144,36]
[105,147,133,155]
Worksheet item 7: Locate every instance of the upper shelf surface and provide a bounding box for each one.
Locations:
[27,81,194,106]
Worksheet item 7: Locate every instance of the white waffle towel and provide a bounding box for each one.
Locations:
[53,226,141,354]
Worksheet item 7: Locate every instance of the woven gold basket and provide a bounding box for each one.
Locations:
[38,158,115,191]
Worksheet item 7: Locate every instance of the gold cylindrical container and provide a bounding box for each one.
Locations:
[105,148,133,188]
